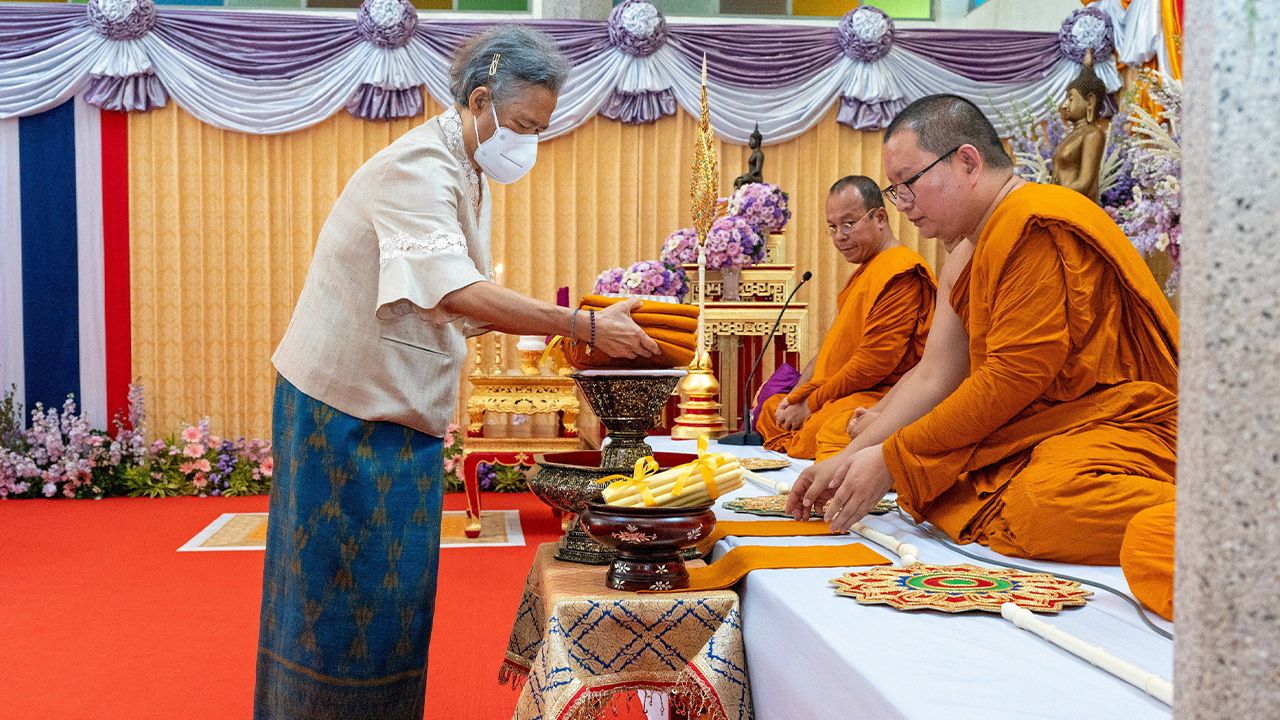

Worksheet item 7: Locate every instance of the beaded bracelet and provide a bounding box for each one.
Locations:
[569,307,581,341]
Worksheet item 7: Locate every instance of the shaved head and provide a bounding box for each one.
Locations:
[885,94,1012,170]
[829,175,885,212]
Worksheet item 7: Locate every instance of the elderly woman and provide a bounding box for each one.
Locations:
[254,25,656,719]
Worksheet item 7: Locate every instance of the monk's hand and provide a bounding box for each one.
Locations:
[775,397,791,423]
[847,407,881,439]
[822,444,894,534]
[778,400,812,430]
[787,450,854,520]
[593,299,660,359]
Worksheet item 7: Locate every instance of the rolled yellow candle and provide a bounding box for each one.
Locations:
[601,455,738,504]
[603,463,740,505]
[607,467,743,508]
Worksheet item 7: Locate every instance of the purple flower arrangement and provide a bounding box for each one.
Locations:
[594,259,689,300]
[727,182,792,234]
[704,214,766,270]
[0,384,273,499]
[660,227,699,265]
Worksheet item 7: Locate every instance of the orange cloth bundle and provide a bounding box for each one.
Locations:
[643,543,890,593]
[563,295,700,370]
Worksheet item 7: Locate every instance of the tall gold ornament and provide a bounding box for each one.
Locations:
[672,54,728,440]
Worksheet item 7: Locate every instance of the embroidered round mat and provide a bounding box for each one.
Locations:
[721,495,896,518]
[722,495,818,518]
[739,457,792,471]
[831,563,1091,613]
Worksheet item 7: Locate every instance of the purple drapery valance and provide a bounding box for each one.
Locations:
[0,5,88,60]
[0,5,1061,86]
[896,29,1061,83]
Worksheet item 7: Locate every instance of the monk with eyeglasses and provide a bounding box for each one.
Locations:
[790,95,1178,569]
[755,175,935,460]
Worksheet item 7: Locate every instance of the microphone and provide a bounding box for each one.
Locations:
[719,270,813,446]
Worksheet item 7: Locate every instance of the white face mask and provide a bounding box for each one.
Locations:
[472,102,538,184]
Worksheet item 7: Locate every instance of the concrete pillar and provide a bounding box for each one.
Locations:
[1177,0,1280,716]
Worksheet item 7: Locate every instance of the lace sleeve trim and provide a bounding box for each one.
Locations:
[379,229,468,263]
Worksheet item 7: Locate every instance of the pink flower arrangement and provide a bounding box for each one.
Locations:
[704,215,766,270]
[0,384,274,499]
[727,183,792,233]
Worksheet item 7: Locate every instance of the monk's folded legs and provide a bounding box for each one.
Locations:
[979,422,1177,565]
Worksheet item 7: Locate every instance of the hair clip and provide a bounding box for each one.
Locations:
[488,53,502,77]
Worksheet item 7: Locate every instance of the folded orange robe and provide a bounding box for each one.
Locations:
[882,183,1180,565]
[565,295,699,370]
[757,246,935,459]
[814,257,974,461]
[1120,501,1175,620]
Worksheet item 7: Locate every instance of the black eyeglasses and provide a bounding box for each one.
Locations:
[825,208,876,237]
[881,145,961,204]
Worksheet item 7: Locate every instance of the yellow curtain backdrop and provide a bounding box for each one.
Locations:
[129,97,940,439]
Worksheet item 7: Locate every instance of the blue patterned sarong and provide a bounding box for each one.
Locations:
[254,375,445,719]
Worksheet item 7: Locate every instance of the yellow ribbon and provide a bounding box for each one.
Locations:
[602,456,661,507]
[540,335,565,369]
[675,435,727,500]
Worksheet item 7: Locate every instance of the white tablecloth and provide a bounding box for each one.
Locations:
[647,436,1173,720]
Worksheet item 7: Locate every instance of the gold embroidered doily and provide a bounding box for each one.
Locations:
[831,563,1092,614]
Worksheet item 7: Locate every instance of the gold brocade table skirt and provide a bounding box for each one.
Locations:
[501,543,752,720]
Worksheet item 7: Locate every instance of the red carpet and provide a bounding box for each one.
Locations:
[0,492,651,720]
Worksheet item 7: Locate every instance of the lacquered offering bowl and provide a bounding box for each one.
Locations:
[529,450,697,565]
[571,370,687,468]
[581,500,717,591]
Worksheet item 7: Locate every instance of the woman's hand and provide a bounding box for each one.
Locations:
[589,299,659,359]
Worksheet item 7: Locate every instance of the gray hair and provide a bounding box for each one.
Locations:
[829,175,885,212]
[885,94,1012,170]
[449,25,570,107]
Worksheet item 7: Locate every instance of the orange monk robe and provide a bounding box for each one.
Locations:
[1120,501,1175,621]
[814,259,972,460]
[882,183,1179,565]
[757,246,935,460]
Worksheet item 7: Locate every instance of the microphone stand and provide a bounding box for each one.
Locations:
[719,271,812,446]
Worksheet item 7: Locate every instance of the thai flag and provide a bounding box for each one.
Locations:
[0,98,132,428]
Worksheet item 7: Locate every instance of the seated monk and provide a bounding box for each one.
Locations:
[790,94,1178,566]
[755,175,936,460]
[814,239,974,460]
[1120,501,1175,621]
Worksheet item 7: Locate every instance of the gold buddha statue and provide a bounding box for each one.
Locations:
[1052,50,1109,203]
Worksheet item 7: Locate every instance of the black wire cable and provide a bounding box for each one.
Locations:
[891,508,1174,641]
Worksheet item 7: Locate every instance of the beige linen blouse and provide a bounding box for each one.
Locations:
[273,107,491,437]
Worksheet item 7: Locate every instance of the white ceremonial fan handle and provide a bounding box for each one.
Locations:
[1000,603,1173,706]
[743,468,791,495]
[851,521,918,566]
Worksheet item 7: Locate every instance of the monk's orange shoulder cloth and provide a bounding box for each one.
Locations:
[882,183,1179,536]
[792,245,936,405]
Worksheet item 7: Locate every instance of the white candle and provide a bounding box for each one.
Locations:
[701,53,707,86]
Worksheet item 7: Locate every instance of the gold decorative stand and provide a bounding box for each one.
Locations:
[462,335,581,537]
[672,54,728,441]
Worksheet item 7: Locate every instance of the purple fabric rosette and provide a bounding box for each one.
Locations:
[348,0,423,120]
[1058,6,1115,64]
[837,6,895,64]
[356,0,419,50]
[604,0,673,124]
[87,0,157,42]
[608,0,668,58]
